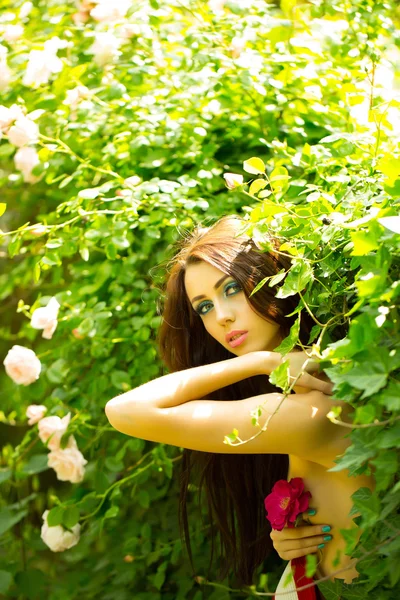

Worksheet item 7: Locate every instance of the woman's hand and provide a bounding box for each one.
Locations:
[270,520,333,561]
[257,350,333,396]
[276,350,334,395]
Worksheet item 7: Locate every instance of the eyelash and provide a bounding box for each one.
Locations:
[195,282,242,316]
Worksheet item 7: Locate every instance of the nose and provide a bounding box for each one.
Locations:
[214,299,235,326]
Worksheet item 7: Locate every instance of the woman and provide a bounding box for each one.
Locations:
[105,215,374,596]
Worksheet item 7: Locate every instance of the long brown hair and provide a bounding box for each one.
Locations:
[158,216,314,587]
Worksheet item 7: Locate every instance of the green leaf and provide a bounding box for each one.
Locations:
[78,188,101,199]
[269,269,287,287]
[350,230,380,255]
[104,505,119,519]
[46,359,70,384]
[269,359,290,392]
[249,178,267,196]
[15,569,46,600]
[47,506,64,527]
[137,489,150,509]
[370,451,398,492]
[21,454,49,476]
[305,553,317,578]
[111,370,132,391]
[0,570,12,595]
[250,276,270,296]
[0,203,6,217]
[243,157,266,174]
[33,261,41,283]
[0,468,12,484]
[274,315,300,357]
[345,363,387,397]
[63,506,80,529]
[275,261,314,299]
[339,527,359,556]
[0,508,28,536]
[350,487,381,527]
[269,166,289,196]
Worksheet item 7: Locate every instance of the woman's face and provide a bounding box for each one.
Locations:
[184,261,283,355]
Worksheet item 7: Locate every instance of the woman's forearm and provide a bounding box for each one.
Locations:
[106,351,280,411]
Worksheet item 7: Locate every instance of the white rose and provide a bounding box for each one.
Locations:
[22,40,64,88]
[119,23,141,39]
[0,104,24,133]
[8,116,39,147]
[124,175,141,187]
[90,0,131,23]
[47,439,88,483]
[26,404,47,425]
[88,32,121,66]
[208,0,225,13]
[41,510,81,552]
[14,146,41,183]
[223,172,244,189]
[63,85,90,111]
[19,1,33,18]
[3,345,41,386]
[3,24,24,42]
[38,413,71,450]
[0,45,12,92]
[31,297,60,340]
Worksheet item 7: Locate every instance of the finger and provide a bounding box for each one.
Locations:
[270,524,331,540]
[284,546,321,560]
[299,373,333,395]
[278,533,333,552]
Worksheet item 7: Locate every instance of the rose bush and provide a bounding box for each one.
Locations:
[0,0,399,598]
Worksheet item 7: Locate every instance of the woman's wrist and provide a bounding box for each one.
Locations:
[251,350,282,377]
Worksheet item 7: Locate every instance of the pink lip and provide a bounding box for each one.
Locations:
[226,330,248,348]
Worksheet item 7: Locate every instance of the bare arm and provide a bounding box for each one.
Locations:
[105,352,345,465]
[106,351,277,410]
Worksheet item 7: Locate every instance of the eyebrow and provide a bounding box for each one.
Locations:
[191,274,230,304]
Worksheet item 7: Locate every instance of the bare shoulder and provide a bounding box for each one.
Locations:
[105,389,348,465]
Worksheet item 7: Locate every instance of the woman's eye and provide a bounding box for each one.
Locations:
[196,302,211,315]
[225,282,241,295]
[194,282,241,315]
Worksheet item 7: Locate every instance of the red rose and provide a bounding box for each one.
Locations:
[264,477,312,531]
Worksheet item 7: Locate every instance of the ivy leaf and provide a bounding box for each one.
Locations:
[274,315,300,357]
[275,261,314,298]
[371,451,398,492]
[269,359,290,392]
[350,487,381,527]
[305,553,317,578]
[269,269,287,287]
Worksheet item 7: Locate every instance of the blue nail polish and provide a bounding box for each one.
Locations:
[324,535,332,542]
[322,526,331,533]
[318,543,325,549]
[308,509,316,516]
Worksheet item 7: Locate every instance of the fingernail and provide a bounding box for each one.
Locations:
[322,526,331,533]
[318,543,325,549]
[307,509,316,516]
[323,535,332,542]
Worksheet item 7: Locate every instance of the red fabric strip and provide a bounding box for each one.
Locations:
[291,557,317,600]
